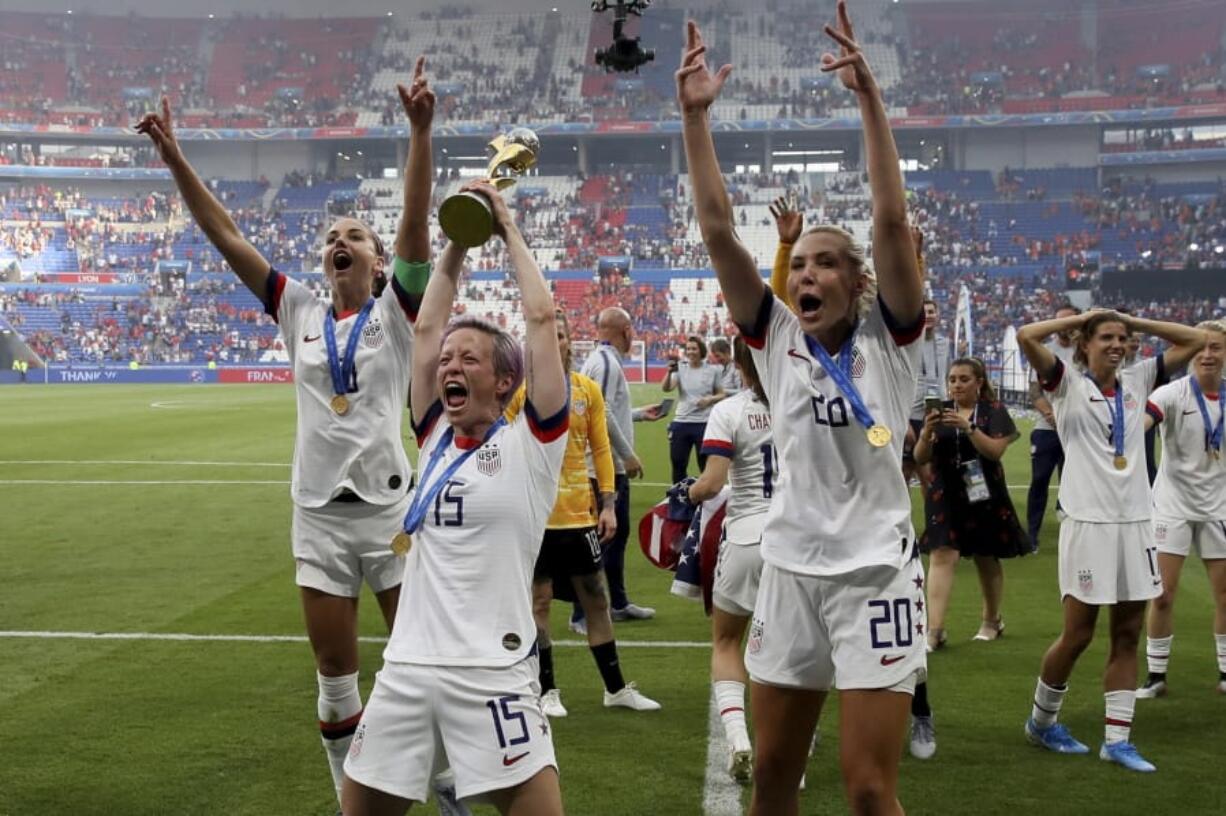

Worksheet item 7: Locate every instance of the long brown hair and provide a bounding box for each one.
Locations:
[950,356,995,401]
[733,335,768,408]
[1073,311,1128,368]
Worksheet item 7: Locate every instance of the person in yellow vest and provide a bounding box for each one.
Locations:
[12,358,29,382]
[506,309,662,716]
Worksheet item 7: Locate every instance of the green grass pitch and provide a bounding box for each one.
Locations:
[1,384,1223,815]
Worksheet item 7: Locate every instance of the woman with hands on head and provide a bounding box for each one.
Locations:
[341,179,569,816]
[679,3,926,814]
[1018,308,1205,773]
[137,60,452,812]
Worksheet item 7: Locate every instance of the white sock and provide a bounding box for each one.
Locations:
[1216,633,1226,674]
[1146,635,1172,675]
[1031,678,1066,728]
[714,680,751,753]
[318,671,363,803]
[1104,690,1135,744]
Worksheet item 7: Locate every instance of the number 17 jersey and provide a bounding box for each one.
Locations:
[740,290,923,576]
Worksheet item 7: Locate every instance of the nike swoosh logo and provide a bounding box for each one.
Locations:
[1089,397,1106,403]
[1183,410,1200,416]
[304,334,321,343]
[502,751,530,767]
[880,655,905,666]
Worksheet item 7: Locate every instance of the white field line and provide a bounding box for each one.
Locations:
[0,630,710,648]
[0,477,1051,491]
[703,688,745,816]
[0,459,290,467]
[0,460,1054,491]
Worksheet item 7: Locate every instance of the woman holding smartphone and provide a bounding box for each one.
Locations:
[913,357,1029,652]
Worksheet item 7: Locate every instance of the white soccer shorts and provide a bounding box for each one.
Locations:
[1058,519,1162,604]
[344,658,557,803]
[291,493,409,597]
[1153,517,1226,560]
[713,540,764,617]
[745,560,927,693]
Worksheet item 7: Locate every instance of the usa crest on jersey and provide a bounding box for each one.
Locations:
[361,319,385,349]
[476,447,502,476]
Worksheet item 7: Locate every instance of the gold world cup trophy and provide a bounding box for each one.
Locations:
[438,127,540,248]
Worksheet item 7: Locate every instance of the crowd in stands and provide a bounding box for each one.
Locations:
[0,4,1223,129]
[3,161,1225,367]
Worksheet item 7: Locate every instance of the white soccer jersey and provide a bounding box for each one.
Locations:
[1043,356,1164,523]
[1031,340,1076,432]
[1148,376,1226,521]
[268,270,416,508]
[741,291,923,576]
[700,390,775,545]
[384,400,568,668]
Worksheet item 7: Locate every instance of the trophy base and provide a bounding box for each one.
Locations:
[439,192,495,248]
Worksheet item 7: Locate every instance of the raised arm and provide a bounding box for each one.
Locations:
[1017,313,1087,383]
[410,241,466,420]
[1128,317,1208,375]
[395,58,434,270]
[769,194,803,307]
[472,182,567,419]
[136,98,269,299]
[822,1,920,322]
[676,21,764,328]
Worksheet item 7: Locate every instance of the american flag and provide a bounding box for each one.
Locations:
[669,488,729,615]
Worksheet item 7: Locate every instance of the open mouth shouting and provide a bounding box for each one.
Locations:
[332,248,353,272]
[796,292,823,321]
[442,379,470,411]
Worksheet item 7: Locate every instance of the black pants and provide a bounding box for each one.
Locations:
[668,421,708,484]
[1026,428,1064,549]
[574,473,632,622]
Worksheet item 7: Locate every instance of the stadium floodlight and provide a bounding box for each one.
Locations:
[592,1,654,73]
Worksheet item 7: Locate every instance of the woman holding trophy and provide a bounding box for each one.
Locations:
[342,131,570,815]
[136,60,458,811]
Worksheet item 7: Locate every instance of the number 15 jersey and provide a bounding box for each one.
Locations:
[740,290,923,576]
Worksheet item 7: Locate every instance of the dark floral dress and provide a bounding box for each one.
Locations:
[919,399,1030,557]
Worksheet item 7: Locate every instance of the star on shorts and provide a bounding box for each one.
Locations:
[912,575,924,590]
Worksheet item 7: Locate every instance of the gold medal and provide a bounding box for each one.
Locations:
[1113,455,1127,470]
[867,424,892,448]
[390,532,413,556]
[330,394,350,416]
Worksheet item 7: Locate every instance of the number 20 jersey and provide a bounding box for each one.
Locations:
[740,290,923,576]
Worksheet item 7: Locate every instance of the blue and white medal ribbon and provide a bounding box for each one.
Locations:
[1106,383,1127,470]
[803,332,891,447]
[1190,377,1225,459]
[391,417,506,555]
[323,298,375,416]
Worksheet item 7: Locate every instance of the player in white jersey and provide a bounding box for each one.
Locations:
[1137,321,1226,699]
[1018,310,1206,773]
[137,61,460,811]
[687,337,776,784]
[342,180,569,815]
[679,5,926,811]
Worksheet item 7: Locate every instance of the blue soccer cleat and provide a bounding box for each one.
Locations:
[1099,741,1157,773]
[1025,719,1089,754]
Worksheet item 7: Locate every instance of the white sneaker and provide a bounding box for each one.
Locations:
[541,688,568,718]
[1135,676,1167,699]
[1217,675,1226,695]
[611,603,656,621]
[910,715,936,760]
[568,618,588,636]
[728,749,752,784]
[603,681,662,711]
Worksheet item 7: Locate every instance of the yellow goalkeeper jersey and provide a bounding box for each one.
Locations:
[505,370,615,529]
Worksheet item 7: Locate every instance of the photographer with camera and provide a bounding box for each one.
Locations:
[661,335,724,483]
